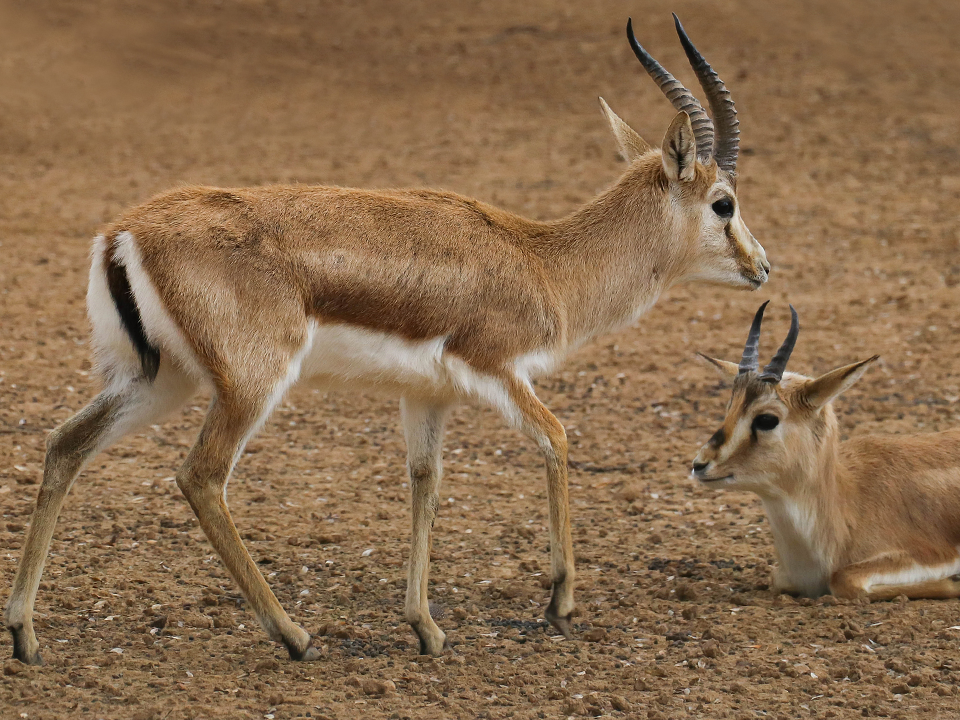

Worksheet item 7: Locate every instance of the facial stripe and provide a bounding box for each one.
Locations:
[708,426,725,447]
[714,395,756,465]
[725,219,758,274]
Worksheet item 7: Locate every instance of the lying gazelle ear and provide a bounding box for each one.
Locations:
[599,97,651,161]
[696,352,740,379]
[662,111,697,182]
[799,356,879,410]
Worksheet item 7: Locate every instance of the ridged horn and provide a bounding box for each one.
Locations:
[673,14,740,175]
[626,17,714,162]
[759,305,800,383]
[739,300,768,374]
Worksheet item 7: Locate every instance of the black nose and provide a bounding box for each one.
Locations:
[692,460,709,473]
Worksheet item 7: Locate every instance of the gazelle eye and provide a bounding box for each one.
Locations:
[753,414,780,432]
[712,197,734,219]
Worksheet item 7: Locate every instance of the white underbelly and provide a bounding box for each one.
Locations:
[296,322,541,423]
[300,323,453,394]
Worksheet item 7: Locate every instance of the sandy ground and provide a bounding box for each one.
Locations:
[2,0,960,718]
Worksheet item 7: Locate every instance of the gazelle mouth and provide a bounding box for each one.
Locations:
[698,475,733,484]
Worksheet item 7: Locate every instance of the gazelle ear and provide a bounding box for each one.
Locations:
[599,97,651,161]
[662,111,697,182]
[696,352,740,379]
[799,356,879,410]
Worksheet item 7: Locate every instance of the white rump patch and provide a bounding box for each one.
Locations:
[111,231,207,383]
[87,235,137,381]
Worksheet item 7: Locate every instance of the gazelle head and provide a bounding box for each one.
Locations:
[692,302,878,496]
[600,15,769,290]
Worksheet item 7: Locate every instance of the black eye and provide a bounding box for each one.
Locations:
[752,414,780,432]
[712,197,734,219]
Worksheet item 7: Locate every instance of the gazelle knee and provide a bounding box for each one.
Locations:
[408,459,439,485]
[529,425,566,465]
[41,428,91,492]
[42,430,73,476]
[175,470,206,503]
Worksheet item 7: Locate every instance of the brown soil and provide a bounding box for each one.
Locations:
[2,1,960,718]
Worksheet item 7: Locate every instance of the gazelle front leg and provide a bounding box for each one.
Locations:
[401,398,452,655]
[504,378,576,638]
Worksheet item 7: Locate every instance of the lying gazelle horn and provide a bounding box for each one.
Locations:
[738,300,768,374]
[758,305,800,383]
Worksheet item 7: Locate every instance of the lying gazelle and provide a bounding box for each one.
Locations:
[7,15,768,665]
[694,303,960,600]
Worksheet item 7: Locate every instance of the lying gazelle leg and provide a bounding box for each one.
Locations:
[6,370,196,665]
[771,565,805,596]
[829,553,908,599]
[830,553,960,601]
[867,577,960,601]
[176,391,319,660]
[401,398,452,656]
[504,378,575,638]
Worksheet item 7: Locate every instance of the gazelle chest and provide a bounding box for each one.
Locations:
[761,497,833,597]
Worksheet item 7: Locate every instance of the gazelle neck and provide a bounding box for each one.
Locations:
[541,155,692,347]
[760,421,848,597]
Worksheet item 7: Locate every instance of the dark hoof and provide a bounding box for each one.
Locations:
[545,609,575,640]
[413,623,447,657]
[285,638,321,661]
[9,625,43,666]
[417,637,448,657]
[12,649,43,667]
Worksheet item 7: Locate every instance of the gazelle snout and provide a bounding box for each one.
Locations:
[695,208,770,290]
[691,427,728,483]
[735,220,769,287]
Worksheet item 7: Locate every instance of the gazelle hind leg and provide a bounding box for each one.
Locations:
[174,390,319,660]
[401,397,452,655]
[5,366,197,665]
[866,577,960,601]
[502,378,575,638]
[831,553,960,601]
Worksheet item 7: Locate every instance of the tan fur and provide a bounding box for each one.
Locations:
[7,77,768,664]
[694,354,960,601]
[103,148,763,380]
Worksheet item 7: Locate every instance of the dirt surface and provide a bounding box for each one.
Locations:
[2,1,960,718]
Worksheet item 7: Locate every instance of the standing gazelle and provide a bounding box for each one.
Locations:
[694,303,960,600]
[7,16,767,664]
